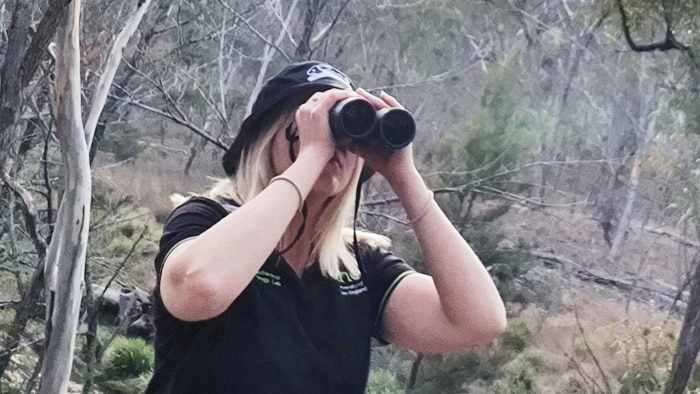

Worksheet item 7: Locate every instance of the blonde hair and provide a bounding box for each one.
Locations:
[192,111,390,279]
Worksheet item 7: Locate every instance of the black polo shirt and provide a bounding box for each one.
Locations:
[146,197,414,394]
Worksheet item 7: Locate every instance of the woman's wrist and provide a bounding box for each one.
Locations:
[385,167,436,224]
[277,148,328,196]
[387,166,425,197]
[297,144,334,167]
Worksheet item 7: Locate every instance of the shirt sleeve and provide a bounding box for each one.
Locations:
[153,197,230,287]
[361,245,416,343]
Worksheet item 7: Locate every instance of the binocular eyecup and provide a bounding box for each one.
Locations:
[329,97,415,149]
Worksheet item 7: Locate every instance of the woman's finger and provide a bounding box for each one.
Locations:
[379,91,404,109]
[356,88,390,109]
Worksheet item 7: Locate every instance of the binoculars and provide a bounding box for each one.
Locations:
[329,97,416,149]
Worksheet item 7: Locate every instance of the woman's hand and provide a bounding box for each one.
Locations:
[295,89,359,166]
[350,88,417,183]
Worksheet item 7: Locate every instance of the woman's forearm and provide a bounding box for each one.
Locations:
[389,169,507,334]
[160,150,327,321]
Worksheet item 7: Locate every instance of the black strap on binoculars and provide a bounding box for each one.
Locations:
[352,180,367,273]
[282,120,366,274]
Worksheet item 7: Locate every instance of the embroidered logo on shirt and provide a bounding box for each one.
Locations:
[333,271,360,284]
[332,272,367,296]
[255,270,282,287]
[339,281,368,296]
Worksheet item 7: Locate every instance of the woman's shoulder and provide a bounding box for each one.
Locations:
[161,195,236,229]
[171,195,240,216]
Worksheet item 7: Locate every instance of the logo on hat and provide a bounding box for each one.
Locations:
[306,64,352,88]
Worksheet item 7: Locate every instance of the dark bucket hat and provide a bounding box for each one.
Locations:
[222,61,355,176]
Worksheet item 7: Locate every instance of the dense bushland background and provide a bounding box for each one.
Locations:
[0,0,699,392]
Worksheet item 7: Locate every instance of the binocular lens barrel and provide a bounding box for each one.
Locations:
[377,108,416,149]
[329,98,376,139]
[329,97,415,149]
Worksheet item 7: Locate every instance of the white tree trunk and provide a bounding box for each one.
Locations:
[39,0,89,392]
[606,103,659,263]
[39,0,152,391]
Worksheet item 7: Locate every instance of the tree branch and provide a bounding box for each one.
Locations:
[98,227,147,310]
[1,173,47,261]
[216,0,292,62]
[20,0,72,87]
[616,0,689,52]
[115,93,228,150]
[84,0,153,149]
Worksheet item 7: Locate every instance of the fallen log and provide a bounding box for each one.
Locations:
[89,285,154,340]
[529,250,688,310]
[643,226,699,248]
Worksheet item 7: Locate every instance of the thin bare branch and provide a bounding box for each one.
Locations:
[216,0,292,62]
[114,94,227,150]
[84,0,152,148]
[98,227,147,308]
[574,308,613,393]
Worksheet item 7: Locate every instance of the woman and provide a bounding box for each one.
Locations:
[146,61,506,393]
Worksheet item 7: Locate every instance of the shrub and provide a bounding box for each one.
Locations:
[366,368,401,394]
[491,352,543,394]
[98,336,154,383]
[98,374,152,394]
[500,319,531,354]
[608,320,677,394]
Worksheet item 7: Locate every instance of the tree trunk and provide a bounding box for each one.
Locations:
[0,0,70,172]
[38,1,90,392]
[0,0,32,172]
[665,223,700,394]
[607,108,658,262]
[607,112,657,262]
[295,0,325,58]
[37,0,153,390]
[82,254,99,394]
[0,268,44,392]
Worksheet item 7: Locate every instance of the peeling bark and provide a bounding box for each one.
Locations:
[38,0,153,390]
[38,1,89,391]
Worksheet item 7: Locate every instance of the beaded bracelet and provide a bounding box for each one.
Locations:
[269,175,304,212]
[408,190,434,225]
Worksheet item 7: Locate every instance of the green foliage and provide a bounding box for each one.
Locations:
[409,351,489,394]
[608,320,677,394]
[366,368,401,394]
[98,336,154,382]
[98,374,152,394]
[400,319,536,393]
[89,187,159,287]
[604,0,699,51]
[491,352,543,394]
[437,61,537,191]
[500,319,532,354]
